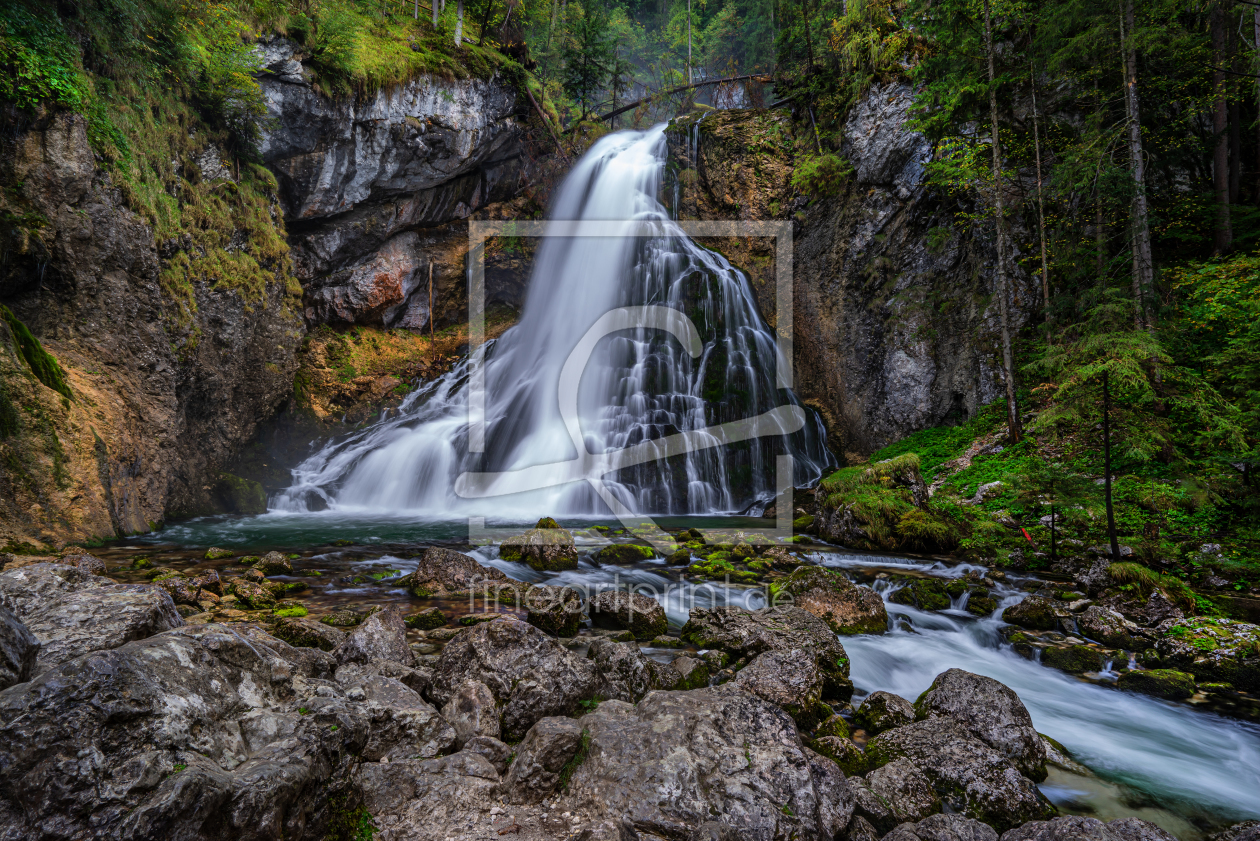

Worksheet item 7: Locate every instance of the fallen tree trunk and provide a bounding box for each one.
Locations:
[594,74,770,123]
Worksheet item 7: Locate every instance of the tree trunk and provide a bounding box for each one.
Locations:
[983,0,1022,443]
[1102,372,1121,561]
[1255,10,1260,204]
[1031,65,1052,344]
[478,0,494,46]
[1211,4,1233,255]
[434,0,441,29]
[455,0,464,45]
[1122,0,1154,330]
[1230,16,1242,204]
[1050,503,1057,561]
[799,0,815,66]
[688,0,693,84]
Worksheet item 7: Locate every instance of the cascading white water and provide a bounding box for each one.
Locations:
[275,126,831,517]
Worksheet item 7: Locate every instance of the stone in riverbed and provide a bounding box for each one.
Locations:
[500,518,580,571]
[0,562,182,676]
[999,816,1180,841]
[778,565,888,634]
[226,577,275,610]
[335,605,415,667]
[680,605,854,702]
[593,543,656,564]
[427,617,599,741]
[810,734,869,776]
[914,668,1048,781]
[560,685,855,840]
[866,718,1056,831]
[589,589,668,640]
[153,573,203,606]
[398,546,509,597]
[320,608,366,627]
[0,604,38,689]
[1210,822,1260,841]
[204,546,234,560]
[865,758,942,829]
[525,584,585,637]
[404,606,448,629]
[1154,617,1260,691]
[1002,596,1061,631]
[855,690,915,734]
[251,551,293,575]
[271,614,347,651]
[1116,668,1196,700]
[734,647,827,728]
[1041,644,1103,674]
[890,578,951,611]
[1077,605,1143,650]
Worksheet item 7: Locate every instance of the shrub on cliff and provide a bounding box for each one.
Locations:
[816,454,963,553]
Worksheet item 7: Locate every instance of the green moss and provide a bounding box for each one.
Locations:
[204,547,234,560]
[1117,668,1196,700]
[0,306,71,398]
[213,472,267,515]
[889,578,950,611]
[274,605,308,618]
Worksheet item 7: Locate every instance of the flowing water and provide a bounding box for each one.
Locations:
[273,124,829,519]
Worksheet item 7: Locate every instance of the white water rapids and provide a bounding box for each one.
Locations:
[275,125,830,518]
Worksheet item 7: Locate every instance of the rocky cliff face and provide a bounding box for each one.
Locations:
[0,45,531,547]
[257,37,531,331]
[668,84,1037,458]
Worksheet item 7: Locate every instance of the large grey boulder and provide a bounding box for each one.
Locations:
[505,716,588,803]
[560,684,854,840]
[0,605,38,689]
[524,584,585,637]
[1076,605,1142,650]
[427,617,599,741]
[855,691,915,734]
[866,718,1056,831]
[332,663,456,762]
[399,547,509,597]
[914,669,1047,781]
[884,813,1000,841]
[440,679,500,748]
[334,605,415,668]
[681,606,854,701]
[352,750,503,841]
[1210,823,1260,841]
[734,648,825,728]
[0,623,443,840]
[588,637,658,704]
[862,759,942,831]
[0,563,182,675]
[777,566,888,635]
[1000,817,1178,841]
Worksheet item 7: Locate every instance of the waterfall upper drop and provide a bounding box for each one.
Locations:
[275,125,833,518]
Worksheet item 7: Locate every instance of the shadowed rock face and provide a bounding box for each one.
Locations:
[667,85,1037,457]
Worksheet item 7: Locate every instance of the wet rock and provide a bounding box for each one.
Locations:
[404,606,447,630]
[252,551,293,575]
[333,663,456,762]
[1000,816,1178,841]
[914,668,1047,781]
[440,679,500,747]
[0,622,430,840]
[656,654,712,690]
[505,716,587,803]
[593,544,656,564]
[890,578,951,611]
[812,733,870,775]
[524,584,585,637]
[1116,668,1196,700]
[399,547,509,597]
[589,590,669,640]
[561,685,855,840]
[63,553,107,576]
[0,604,38,689]
[1041,644,1103,675]
[808,745,858,840]
[154,573,203,606]
[762,546,802,569]
[734,648,826,727]
[965,594,999,616]
[778,566,888,634]
[1001,596,1061,631]
[428,617,599,741]
[463,734,513,774]
[866,718,1056,831]
[204,547,234,560]
[884,813,999,841]
[680,606,854,701]
[0,563,182,675]
[588,637,657,703]
[1100,589,1185,629]
[1210,822,1260,841]
[866,759,942,828]
[500,519,580,571]
[320,609,366,627]
[855,690,915,734]
[227,577,276,610]
[192,569,223,595]
[335,605,416,668]
[1076,605,1142,650]
[1154,617,1260,691]
[272,614,347,651]
[352,750,502,841]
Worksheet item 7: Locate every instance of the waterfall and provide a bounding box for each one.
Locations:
[275,125,832,518]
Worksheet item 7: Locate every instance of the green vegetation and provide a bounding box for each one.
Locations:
[0,306,71,399]
[557,728,592,792]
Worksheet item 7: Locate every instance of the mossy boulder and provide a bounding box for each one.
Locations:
[665,548,692,565]
[965,594,998,616]
[889,578,950,612]
[778,565,888,635]
[272,615,347,651]
[854,690,915,734]
[1041,644,1103,674]
[204,547,234,561]
[404,607,447,630]
[815,714,851,740]
[810,735,869,776]
[1155,618,1260,690]
[1001,595,1060,631]
[1117,668,1196,700]
[320,610,366,628]
[500,519,579,571]
[593,544,656,565]
[524,584,584,637]
[251,551,293,576]
[590,590,669,640]
[212,473,267,516]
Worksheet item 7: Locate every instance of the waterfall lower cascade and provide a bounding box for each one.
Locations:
[275,126,831,517]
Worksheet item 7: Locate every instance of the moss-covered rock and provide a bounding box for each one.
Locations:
[965,594,998,616]
[227,578,275,610]
[251,551,293,576]
[320,610,366,628]
[889,578,950,612]
[404,607,447,630]
[855,690,915,734]
[1117,668,1196,700]
[500,520,580,571]
[212,472,267,516]
[1001,595,1060,631]
[815,714,852,740]
[778,565,887,634]
[204,547,234,561]
[593,543,656,565]
[810,735,869,776]
[1041,644,1103,674]
[272,615,346,651]
[1155,617,1260,690]
[590,590,668,640]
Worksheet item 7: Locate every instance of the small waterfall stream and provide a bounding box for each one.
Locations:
[274,125,830,518]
